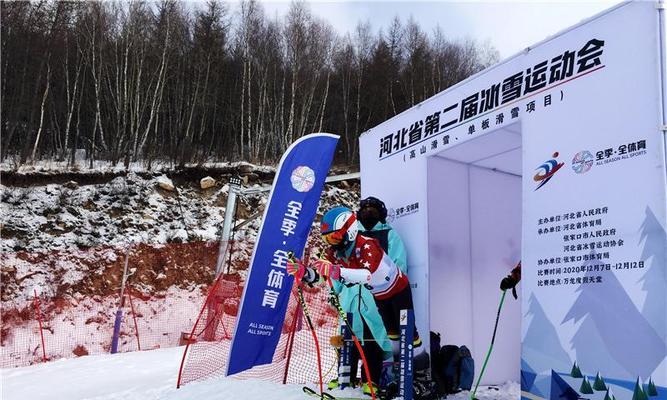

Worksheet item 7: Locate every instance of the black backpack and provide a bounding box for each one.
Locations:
[439,345,462,393]
[437,344,475,394]
[429,332,451,395]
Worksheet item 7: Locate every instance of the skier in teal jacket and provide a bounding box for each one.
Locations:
[327,197,411,393]
[357,196,407,275]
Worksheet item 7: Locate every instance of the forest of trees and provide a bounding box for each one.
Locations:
[1,0,499,168]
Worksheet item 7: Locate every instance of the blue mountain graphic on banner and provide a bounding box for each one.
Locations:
[562,251,665,379]
[571,316,631,378]
[522,358,538,393]
[551,370,580,400]
[638,207,667,342]
[524,293,572,374]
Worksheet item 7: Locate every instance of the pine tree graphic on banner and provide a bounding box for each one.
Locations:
[638,207,667,341]
[562,251,665,379]
[580,376,594,394]
[633,378,648,400]
[593,372,608,391]
[646,377,658,397]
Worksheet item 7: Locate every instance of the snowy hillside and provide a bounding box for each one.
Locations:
[1,346,520,400]
[1,164,360,368]
[1,164,359,298]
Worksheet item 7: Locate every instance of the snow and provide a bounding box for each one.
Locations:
[0,159,277,176]
[1,346,519,400]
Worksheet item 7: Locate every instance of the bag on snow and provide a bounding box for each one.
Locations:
[458,345,475,391]
[439,344,475,394]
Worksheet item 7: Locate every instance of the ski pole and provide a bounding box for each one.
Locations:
[324,275,377,400]
[288,252,325,399]
[315,251,377,399]
[470,289,507,400]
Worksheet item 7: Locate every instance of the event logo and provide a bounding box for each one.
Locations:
[386,202,419,222]
[290,166,315,192]
[594,139,647,166]
[571,150,594,174]
[386,208,396,223]
[534,152,564,190]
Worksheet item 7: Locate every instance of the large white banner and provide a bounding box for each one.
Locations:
[359,1,667,397]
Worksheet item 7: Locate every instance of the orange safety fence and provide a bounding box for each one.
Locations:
[176,272,339,387]
[1,240,340,389]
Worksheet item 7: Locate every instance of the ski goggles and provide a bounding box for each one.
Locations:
[321,214,357,246]
[322,231,343,245]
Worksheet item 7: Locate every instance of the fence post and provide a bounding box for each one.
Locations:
[282,293,301,384]
[127,289,141,351]
[32,289,47,362]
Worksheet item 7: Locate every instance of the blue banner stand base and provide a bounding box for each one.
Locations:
[398,309,414,400]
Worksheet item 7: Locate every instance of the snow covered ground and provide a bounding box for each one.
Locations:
[1,346,520,400]
[0,158,277,176]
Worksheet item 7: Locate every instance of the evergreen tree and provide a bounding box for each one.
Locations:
[647,377,658,397]
[570,361,583,378]
[593,372,607,391]
[580,376,594,394]
[603,389,613,400]
[633,378,648,400]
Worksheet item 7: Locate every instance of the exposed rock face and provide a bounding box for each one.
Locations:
[200,177,216,189]
[64,181,79,190]
[156,175,174,191]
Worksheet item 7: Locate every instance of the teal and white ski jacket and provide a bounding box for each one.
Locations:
[330,221,408,357]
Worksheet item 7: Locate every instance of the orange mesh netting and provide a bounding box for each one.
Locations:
[176,271,339,387]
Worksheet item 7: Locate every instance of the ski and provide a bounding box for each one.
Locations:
[302,386,337,399]
[302,385,372,400]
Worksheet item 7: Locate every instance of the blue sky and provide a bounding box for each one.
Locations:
[254,0,622,59]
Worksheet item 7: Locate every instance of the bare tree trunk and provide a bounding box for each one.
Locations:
[287,63,297,144]
[70,70,85,168]
[318,69,330,132]
[240,58,246,160]
[136,8,170,159]
[62,38,82,161]
[90,18,108,158]
[31,64,50,162]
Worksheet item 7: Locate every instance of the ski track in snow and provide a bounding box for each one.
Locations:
[1,346,520,400]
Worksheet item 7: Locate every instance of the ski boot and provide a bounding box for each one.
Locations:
[379,380,399,400]
[413,373,439,400]
[413,351,439,400]
[362,381,379,397]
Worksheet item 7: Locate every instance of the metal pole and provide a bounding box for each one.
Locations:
[33,289,47,362]
[111,247,131,354]
[658,0,667,250]
[215,176,242,276]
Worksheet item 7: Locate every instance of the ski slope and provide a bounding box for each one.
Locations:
[1,346,520,400]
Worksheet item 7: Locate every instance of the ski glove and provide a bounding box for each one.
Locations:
[500,275,518,291]
[500,261,521,298]
[312,259,341,281]
[329,334,344,348]
[286,258,306,282]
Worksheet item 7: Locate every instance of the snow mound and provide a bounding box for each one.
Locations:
[1,345,520,400]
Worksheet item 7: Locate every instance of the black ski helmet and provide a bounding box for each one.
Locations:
[358,196,387,224]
